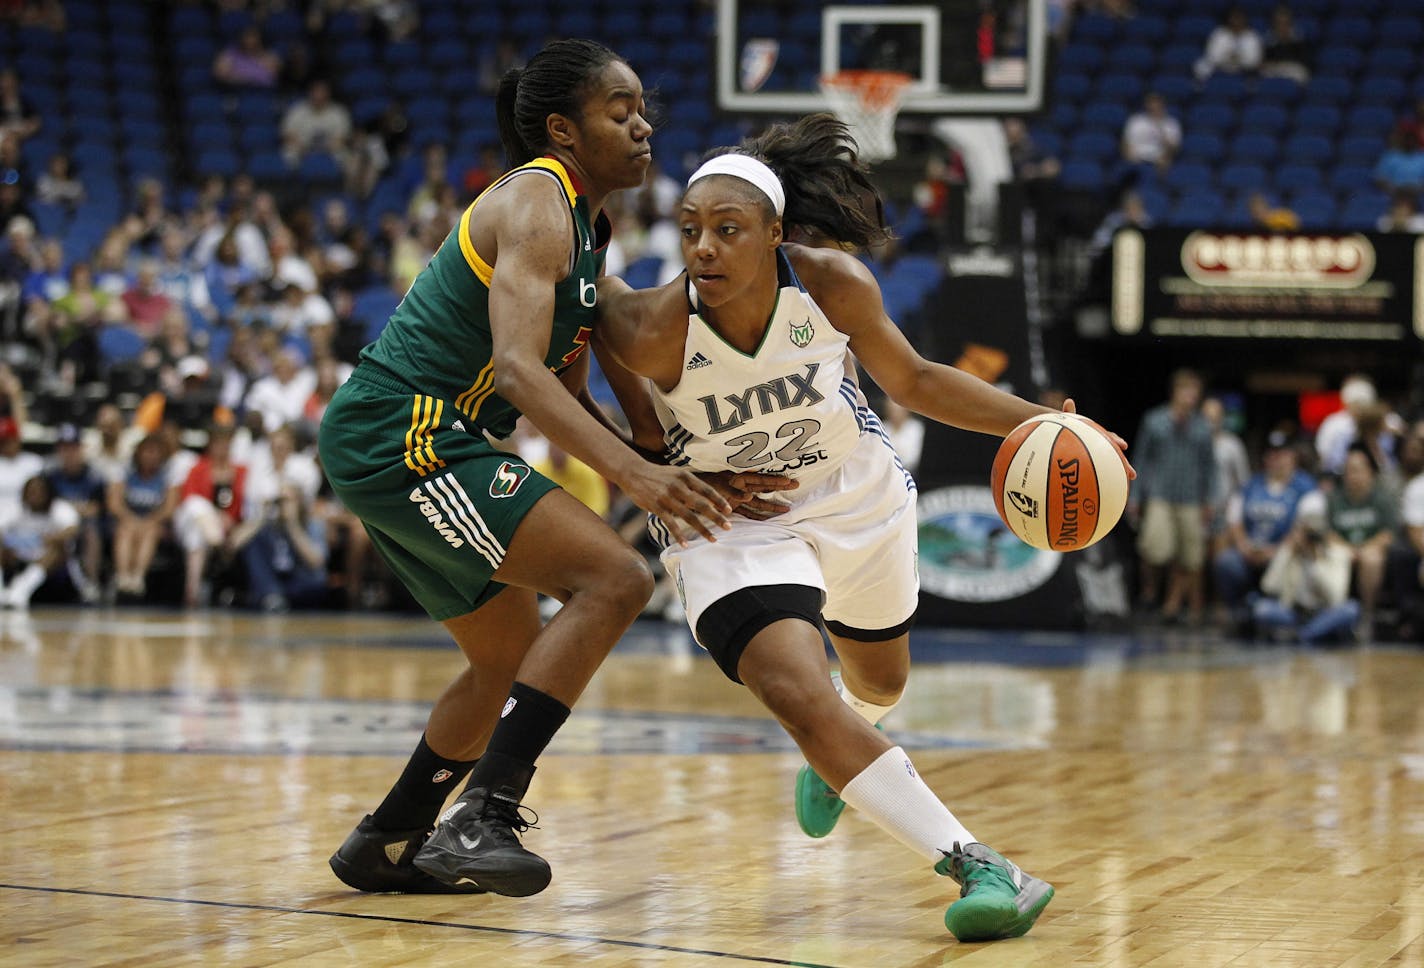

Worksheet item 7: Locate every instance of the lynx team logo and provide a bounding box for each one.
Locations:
[789,316,814,348]
[917,486,1060,602]
[490,461,531,498]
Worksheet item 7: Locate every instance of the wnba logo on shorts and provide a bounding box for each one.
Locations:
[490,461,530,498]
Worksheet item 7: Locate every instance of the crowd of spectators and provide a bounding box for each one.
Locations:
[1127,369,1424,644]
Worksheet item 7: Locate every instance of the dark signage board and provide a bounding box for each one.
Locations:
[1110,229,1424,342]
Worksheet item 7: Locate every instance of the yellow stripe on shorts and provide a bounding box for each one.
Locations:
[455,362,497,419]
[403,396,446,476]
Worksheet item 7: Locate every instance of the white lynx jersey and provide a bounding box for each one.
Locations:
[653,248,881,495]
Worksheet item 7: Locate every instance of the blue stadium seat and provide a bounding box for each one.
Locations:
[1239,103,1289,135]
[1376,15,1424,46]
[99,325,146,363]
[1178,132,1225,162]
[1058,44,1106,75]
[1288,190,1338,227]
[427,39,467,68]
[189,120,235,150]
[1339,193,1389,230]
[1030,129,1063,158]
[1049,102,1078,130]
[1282,133,1334,164]
[1068,130,1119,161]
[1096,73,1144,105]
[1202,73,1248,101]
[174,35,217,65]
[169,5,213,35]
[1073,13,1120,43]
[1122,14,1170,45]
[1219,163,1267,191]
[1276,164,1324,192]
[1230,134,1279,165]
[1338,135,1383,166]
[340,67,386,101]
[1080,102,1129,132]
[1059,160,1106,192]
[1316,46,1364,77]
[1055,72,1092,101]
[1137,186,1171,221]
[1305,76,1353,103]
[1293,103,1342,135]
[246,150,289,182]
[391,68,438,100]
[1164,162,1213,191]
[1367,48,1416,75]
[298,152,344,184]
[1329,164,1375,193]
[30,200,68,239]
[1344,104,1397,136]
[1146,74,1195,104]
[238,122,280,152]
[1322,15,1374,46]
[1157,43,1200,74]
[1357,75,1408,106]
[1256,76,1305,104]
[1186,102,1235,132]
[194,147,241,179]
[1172,14,1218,45]
[1112,45,1157,75]
[1167,189,1225,227]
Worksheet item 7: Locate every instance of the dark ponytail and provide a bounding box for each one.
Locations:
[739,113,891,250]
[494,39,625,169]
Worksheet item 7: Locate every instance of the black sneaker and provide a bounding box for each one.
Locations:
[329,815,487,894]
[413,782,552,897]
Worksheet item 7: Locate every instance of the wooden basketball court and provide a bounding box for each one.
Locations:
[3,608,1423,967]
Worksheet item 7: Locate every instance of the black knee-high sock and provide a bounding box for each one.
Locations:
[462,682,570,799]
[370,734,478,831]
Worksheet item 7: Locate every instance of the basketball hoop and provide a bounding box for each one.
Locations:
[819,70,913,163]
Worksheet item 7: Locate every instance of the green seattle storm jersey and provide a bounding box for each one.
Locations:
[359,157,610,439]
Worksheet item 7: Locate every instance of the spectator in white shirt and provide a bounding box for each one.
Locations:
[0,474,79,608]
[245,348,319,435]
[1196,7,1263,81]
[280,80,352,168]
[0,414,43,522]
[1121,92,1182,172]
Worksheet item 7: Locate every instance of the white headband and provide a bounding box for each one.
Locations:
[686,154,785,216]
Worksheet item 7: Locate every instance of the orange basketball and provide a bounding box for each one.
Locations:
[991,413,1129,552]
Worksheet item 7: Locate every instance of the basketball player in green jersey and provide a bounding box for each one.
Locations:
[320,40,750,898]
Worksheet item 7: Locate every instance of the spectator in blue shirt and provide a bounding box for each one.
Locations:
[43,422,106,601]
[1214,430,1318,618]
[1374,129,1424,195]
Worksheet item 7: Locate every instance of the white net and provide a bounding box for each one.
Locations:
[818,70,913,163]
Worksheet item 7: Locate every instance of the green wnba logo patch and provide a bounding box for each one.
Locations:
[789,316,814,348]
[490,461,531,498]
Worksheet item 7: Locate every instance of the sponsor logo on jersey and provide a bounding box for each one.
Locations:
[408,487,466,549]
[698,362,824,433]
[452,420,466,433]
[490,461,530,498]
[686,352,713,370]
[916,486,1061,603]
[789,316,814,348]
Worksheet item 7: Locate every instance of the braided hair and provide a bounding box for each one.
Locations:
[496,39,625,168]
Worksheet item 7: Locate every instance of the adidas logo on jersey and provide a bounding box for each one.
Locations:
[686,352,713,370]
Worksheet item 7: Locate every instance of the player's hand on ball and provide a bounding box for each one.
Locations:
[1058,397,1136,480]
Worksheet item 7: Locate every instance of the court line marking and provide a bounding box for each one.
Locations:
[0,883,846,967]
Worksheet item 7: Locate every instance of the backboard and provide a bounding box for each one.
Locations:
[716,0,1047,115]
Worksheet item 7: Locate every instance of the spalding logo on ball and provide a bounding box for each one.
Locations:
[991,413,1129,551]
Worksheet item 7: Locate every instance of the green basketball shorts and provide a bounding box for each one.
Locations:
[318,366,559,620]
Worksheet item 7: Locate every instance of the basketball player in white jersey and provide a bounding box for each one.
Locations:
[595,115,1133,941]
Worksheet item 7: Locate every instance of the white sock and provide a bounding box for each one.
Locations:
[838,746,975,862]
[832,671,899,726]
[9,563,45,604]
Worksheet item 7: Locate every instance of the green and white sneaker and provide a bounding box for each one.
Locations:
[936,841,1054,942]
[794,764,846,838]
[793,724,884,838]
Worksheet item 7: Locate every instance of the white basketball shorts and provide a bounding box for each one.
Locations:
[658,431,919,644]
